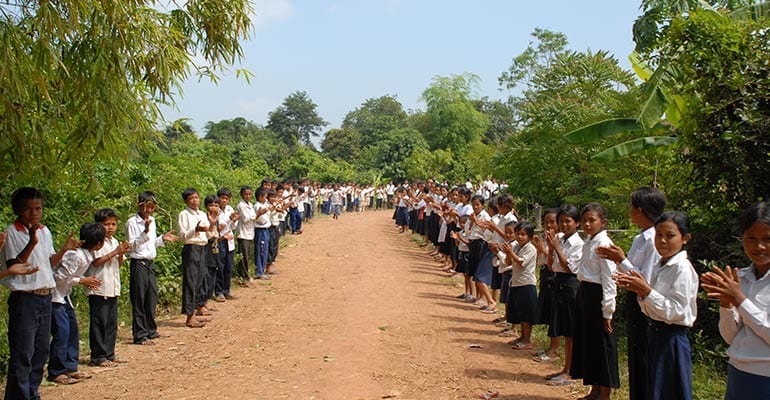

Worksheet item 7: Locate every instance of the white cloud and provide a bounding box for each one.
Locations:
[251,0,294,30]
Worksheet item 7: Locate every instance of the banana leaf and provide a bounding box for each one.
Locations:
[591,136,678,162]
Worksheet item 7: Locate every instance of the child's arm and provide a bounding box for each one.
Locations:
[91,242,130,267]
[50,232,80,267]
[55,250,100,289]
[0,261,38,279]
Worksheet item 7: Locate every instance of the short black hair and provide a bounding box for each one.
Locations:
[240,185,253,195]
[655,211,691,237]
[217,188,232,198]
[80,222,106,250]
[94,208,118,223]
[255,188,268,199]
[204,195,220,207]
[11,187,44,215]
[582,202,608,221]
[138,191,158,205]
[557,204,580,224]
[515,221,535,238]
[182,188,198,201]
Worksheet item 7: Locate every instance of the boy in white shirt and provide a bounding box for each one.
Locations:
[235,186,256,285]
[215,188,238,301]
[85,209,130,367]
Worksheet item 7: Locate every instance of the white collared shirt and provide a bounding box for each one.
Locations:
[218,205,236,251]
[719,264,770,377]
[178,207,210,246]
[254,201,271,228]
[53,248,93,305]
[467,210,491,240]
[85,236,121,297]
[578,230,617,319]
[126,214,165,260]
[236,200,256,240]
[1,222,56,291]
[552,232,583,274]
[639,250,698,327]
[510,241,537,287]
[619,227,660,283]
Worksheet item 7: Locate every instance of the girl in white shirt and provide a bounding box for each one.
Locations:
[569,203,619,400]
[702,202,770,400]
[502,221,538,349]
[618,211,697,400]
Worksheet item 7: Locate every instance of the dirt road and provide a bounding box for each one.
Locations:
[38,210,582,399]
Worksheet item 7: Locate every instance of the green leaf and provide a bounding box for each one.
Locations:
[729,1,770,21]
[629,51,654,81]
[637,65,670,129]
[591,136,677,162]
[563,118,643,144]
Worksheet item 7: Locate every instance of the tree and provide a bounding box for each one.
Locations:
[267,91,328,148]
[320,128,362,162]
[0,0,253,182]
[473,97,516,144]
[204,117,287,170]
[420,74,489,154]
[360,128,429,180]
[342,95,408,148]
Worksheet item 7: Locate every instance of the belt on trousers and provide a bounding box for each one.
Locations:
[18,288,53,296]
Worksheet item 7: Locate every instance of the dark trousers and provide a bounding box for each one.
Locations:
[181,244,205,316]
[626,291,649,400]
[215,242,234,296]
[254,228,270,276]
[304,203,312,221]
[5,292,51,400]
[289,207,302,233]
[279,221,287,237]
[88,296,118,364]
[267,225,279,264]
[236,239,253,280]
[129,259,158,343]
[200,240,220,304]
[48,302,78,378]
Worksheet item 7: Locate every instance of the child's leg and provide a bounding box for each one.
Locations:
[89,295,109,365]
[476,282,495,308]
[5,292,51,398]
[520,322,532,343]
[48,303,72,378]
[64,305,80,372]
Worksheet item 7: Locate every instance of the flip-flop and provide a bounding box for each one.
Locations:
[511,342,533,350]
[65,371,91,379]
[186,321,207,328]
[533,353,558,362]
[51,375,81,385]
[546,377,575,386]
[481,308,498,314]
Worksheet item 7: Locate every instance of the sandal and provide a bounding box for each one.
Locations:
[481,308,498,314]
[499,330,517,338]
[511,342,533,350]
[546,377,575,386]
[195,309,213,316]
[90,359,118,367]
[65,371,91,379]
[533,353,558,362]
[506,338,522,345]
[51,375,81,385]
[186,321,207,328]
[135,339,156,346]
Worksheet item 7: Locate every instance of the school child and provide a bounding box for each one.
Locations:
[1,188,80,396]
[330,184,344,220]
[436,187,456,272]
[500,221,538,348]
[450,215,474,303]
[467,195,494,309]
[617,211,697,400]
[701,202,770,400]
[531,208,561,362]
[596,187,666,399]
[569,202,619,400]
[253,188,272,279]
[199,196,222,305]
[215,188,238,301]
[477,194,518,314]
[85,209,130,367]
[266,189,283,275]
[126,191,178,345]
[276,185,289,236]
[494,221,518,336]
[48,222,105,385]
[376,185,386,210]
[394,188,410,233]
[235,186,256,285]
[544,204,583,385]
[289,186,303,235]
[177,188,216,328]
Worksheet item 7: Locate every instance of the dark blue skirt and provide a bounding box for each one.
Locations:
[395,206,409,226]
[647,320,692,400]
[473,248,494,285]
[726,364,770,400]
[506,285,537,324]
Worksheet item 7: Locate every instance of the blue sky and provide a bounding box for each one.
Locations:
[161,0,643,138]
